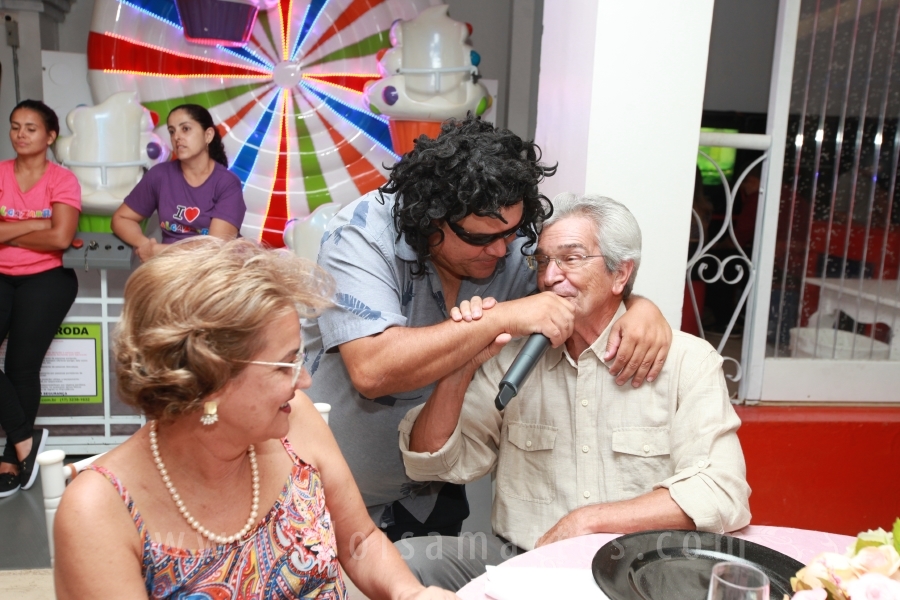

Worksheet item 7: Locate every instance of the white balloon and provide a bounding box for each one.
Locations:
[283,202,341,262]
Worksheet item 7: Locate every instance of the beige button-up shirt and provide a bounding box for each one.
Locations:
[399,303,751,550]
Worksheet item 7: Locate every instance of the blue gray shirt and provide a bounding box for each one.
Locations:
[302,191,536,525]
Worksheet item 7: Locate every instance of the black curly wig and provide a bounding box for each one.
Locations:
[379,115,557,275]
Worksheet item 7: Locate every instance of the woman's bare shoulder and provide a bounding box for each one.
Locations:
[88,427,149,474]
[54,435,149,599]
[285,392,337,469]
[59,429,150,520]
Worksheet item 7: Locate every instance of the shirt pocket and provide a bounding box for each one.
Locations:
[496,421,558,504]
[611,427,672,499]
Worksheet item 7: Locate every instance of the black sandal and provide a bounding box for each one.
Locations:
[0,472,20,498]
[19,428,48,491]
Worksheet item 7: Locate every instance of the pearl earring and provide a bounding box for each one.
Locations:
[200,400,218,425]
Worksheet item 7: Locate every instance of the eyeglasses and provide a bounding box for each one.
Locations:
[446,217,526,246]
[525,254,604,272]
[241,345,307,387]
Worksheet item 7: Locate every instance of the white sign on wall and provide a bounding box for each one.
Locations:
[35,338,98,397]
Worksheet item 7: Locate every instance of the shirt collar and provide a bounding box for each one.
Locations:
[545,302,628,369]
[378,192,417,262]
[395,233,418,262]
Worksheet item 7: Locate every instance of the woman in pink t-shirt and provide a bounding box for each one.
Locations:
[0,100,80,497]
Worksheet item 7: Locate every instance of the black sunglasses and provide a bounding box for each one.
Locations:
[446,216,527,246]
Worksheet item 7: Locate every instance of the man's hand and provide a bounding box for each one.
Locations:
[453,292,574,348]
[451,296,497,322]
[498,292,575,348]
[469,333,512,370]
[603,296,671,387]
[535,508,593,547]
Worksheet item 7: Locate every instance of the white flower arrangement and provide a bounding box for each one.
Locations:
[789,519,900,600]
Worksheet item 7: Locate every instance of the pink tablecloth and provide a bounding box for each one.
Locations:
[457,525,856,599]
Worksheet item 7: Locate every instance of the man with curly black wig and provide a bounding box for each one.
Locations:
[301,115,672,546]
[383,117,552,278]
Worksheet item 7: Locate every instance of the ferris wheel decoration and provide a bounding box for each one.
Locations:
[87,0,441,246]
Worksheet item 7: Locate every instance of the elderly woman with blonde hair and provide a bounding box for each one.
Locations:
[54,238,458,599]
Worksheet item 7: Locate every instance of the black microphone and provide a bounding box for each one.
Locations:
[494,334,551,410]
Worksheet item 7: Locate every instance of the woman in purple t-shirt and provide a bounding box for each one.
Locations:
[112,104,246,262]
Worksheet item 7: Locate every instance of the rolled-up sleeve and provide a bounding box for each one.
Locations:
[655,348,752,533]
[400,360,505,485]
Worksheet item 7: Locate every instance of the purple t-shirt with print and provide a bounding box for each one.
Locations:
[124,161,246,243]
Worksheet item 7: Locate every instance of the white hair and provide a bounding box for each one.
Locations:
[542,193,642,298]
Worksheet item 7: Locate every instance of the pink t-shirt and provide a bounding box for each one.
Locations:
[0,160,82,276]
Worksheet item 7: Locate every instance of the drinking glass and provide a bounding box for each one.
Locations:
[707,562,770,600]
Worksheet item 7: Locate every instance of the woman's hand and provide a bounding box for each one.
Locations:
[111,203,155,259]
[2,204,78,251]
[134,237,161,263]
[450,296,497,322]
[31,219,52,232]
[397,587,461,600]
[0,217,52,245]
[603,295,672,387]
[120,222,165,263]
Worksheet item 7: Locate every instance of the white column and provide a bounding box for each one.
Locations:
[535,0,715,326]
[14,10,43,99]
[0,2,45,161]
[506,0,542,139]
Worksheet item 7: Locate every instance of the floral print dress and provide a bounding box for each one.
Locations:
[88,439,346,599]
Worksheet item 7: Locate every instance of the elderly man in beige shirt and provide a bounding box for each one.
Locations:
[396,193,751,590]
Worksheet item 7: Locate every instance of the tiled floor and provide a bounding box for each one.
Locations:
[0,570,54,600]
[0,470,55,599]
[0,473,52,571]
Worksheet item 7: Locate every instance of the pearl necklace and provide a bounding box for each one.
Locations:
[148,420,259,544]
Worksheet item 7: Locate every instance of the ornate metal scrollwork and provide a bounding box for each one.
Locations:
[686,152,769,383]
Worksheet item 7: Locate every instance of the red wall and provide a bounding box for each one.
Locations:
[735,406,900,536]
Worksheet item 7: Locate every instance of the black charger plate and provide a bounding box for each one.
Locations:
[591,530,803,599]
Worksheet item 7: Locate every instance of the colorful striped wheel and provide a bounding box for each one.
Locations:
[88,0,439,246]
